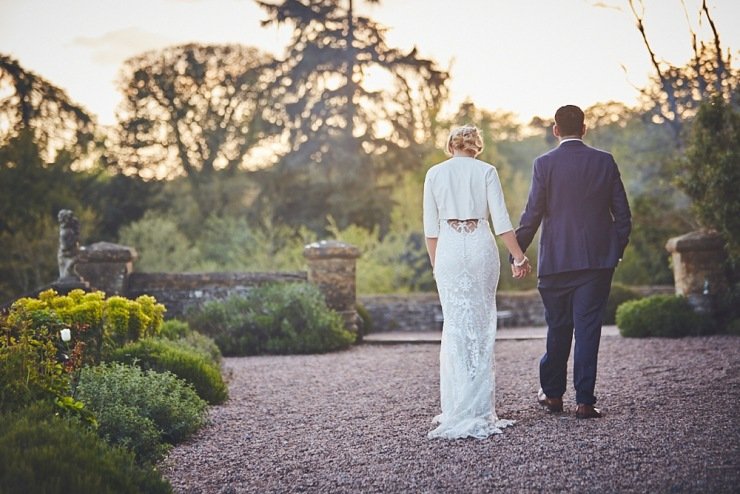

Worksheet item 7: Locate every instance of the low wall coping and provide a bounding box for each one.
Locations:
[128,271,307,290]
[78,242,138,263]
[303,240,361,260]
[666,230,725,253]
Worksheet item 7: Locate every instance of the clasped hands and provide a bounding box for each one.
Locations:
[511,257,532,279]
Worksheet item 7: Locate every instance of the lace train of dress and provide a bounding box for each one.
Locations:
[428,220,515,439]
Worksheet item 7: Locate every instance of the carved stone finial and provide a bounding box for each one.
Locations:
[57,209,81,281]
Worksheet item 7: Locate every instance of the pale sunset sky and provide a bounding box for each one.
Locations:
[0,0,738,126]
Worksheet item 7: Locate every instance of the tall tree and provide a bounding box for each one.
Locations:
[678,95,740,263]
[0,54,96,161]
[116,44,273,217]
[0,131,101,300]
[627,0,737,146]
[255,0,449,231]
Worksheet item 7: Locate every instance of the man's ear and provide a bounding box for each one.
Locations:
[552,124,560,138]
[581,124,587,137]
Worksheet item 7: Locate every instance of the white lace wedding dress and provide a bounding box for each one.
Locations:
[428,219,515,439]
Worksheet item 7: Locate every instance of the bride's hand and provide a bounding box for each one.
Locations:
[511,259,531,279]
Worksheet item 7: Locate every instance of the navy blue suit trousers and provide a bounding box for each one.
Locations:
[538,268,614,405]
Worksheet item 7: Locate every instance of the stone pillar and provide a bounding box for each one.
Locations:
[76,242,138,296]
[303,240,361,335]
[665,230,728,314]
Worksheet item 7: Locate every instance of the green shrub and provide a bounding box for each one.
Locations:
[603,283,642,325]
[160,319,190,339]
[160,320,222,364]
[356,303,373,340]
[714,284,740,334]
[77,363,207,461]
[0,402,171,494]
[1,322,71,413]
[188,283,355,356]
[616,295,709,338]
[170,331,223,364]
[6,289,165,365]
[0,314,93,422]
[726,318,740,336]
[108,338,227,405]
[90,401,169,465]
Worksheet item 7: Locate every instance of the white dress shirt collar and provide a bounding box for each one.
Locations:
[559,138,583,145]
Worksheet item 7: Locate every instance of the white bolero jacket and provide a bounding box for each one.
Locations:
[423,157,513,238]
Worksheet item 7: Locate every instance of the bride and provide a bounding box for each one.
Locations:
[423,125,530,439]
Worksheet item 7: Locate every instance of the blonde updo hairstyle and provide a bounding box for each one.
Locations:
[446,125,484,157]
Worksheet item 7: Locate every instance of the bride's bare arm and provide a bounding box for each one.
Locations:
[425,237,438,268]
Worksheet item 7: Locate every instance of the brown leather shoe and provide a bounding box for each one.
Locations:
[575,404,603,419]
[537,388,563,413]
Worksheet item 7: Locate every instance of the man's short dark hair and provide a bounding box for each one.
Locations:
[554,105,585,136]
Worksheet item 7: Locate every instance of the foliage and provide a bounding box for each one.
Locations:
[108,338,228,405]
[77,363,208,453]
[713,284,740,335]
[603,283,642,325]
[677,95,740,263]
[193,214,314,272]
[0,401,172,494]
[328,220,412,294]
[616,295,709,338]
[0,314,76,414]
[0,213,59,303]
[86,171,165,241]
[117,210,313,273]
[118,211,202,272]
[116,44,273,218]
[159,319,191,340]
[0,54,96,160]
[188,283,354,355]
[0,131,102,301]
[726,319,740,337]
[7,289,165,365]
[255,0,449,231]
[160,320,223,364]
[627,0,738,146]
[326,172,438,294]
[355,303,372,339]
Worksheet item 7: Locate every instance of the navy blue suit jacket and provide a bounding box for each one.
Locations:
[515,140,632,277]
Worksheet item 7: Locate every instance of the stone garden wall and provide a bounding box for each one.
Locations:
[127,271,308,319]
[33,211,678,333]
[75,240,675,331]
[359,285,675,332]
[359,291,545,332]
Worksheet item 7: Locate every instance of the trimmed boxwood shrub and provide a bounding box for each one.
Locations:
[108,338,227,405]
[77,363,207,460]
[603,283,642,325]
[159,319,190,339]
[616,295,709,338]
[187,283,355,356]
[160,320,222,364]
[0,402,171,494]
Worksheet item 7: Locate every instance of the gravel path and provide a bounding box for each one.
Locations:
[161,335,740,493]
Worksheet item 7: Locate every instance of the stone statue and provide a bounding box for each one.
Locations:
[57,209,80,280]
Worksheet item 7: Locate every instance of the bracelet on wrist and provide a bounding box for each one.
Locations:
[514,256,528,268]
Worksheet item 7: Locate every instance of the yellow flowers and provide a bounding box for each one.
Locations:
[8,288,166,363]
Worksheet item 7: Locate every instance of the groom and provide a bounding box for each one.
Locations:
[513,105,631,419]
